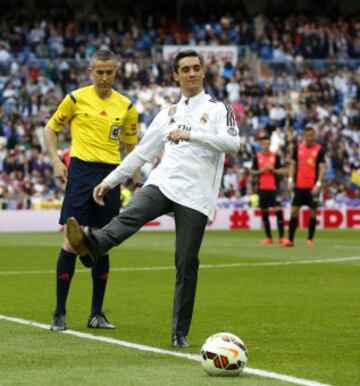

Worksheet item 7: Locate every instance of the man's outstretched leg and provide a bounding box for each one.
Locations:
[67,185,173,265]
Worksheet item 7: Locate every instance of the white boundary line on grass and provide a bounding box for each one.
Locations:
[0,255,359,276]
[0,314,331,386]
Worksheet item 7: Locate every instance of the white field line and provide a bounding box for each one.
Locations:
[0,256,359,276]
[0,314,331,386]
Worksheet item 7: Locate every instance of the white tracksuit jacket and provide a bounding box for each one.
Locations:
[104,90,241,220]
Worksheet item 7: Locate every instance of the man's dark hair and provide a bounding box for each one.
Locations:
[91,49,117,67]
[304,126,315,133]
[173,50,204,73]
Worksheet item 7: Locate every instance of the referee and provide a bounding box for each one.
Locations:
[282,126,326,247]
[251,135,286,245]
[44,49,138,331]
[66,50,241,348]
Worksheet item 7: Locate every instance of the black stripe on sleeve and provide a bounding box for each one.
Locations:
[229,104,236,126]
[69,93,77,104]
[223,103,236,127]
[127,102,133,110]
[223,103,231,125]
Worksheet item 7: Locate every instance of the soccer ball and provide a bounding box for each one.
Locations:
[200,332,248,376]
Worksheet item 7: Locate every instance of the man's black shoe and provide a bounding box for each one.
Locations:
[66,218,101,267]
[87,313,115,329]
[172,334,189,348]
[50,313,66,331]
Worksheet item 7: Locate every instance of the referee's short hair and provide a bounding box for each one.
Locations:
[91,49,117,67]
[173,50,204,73]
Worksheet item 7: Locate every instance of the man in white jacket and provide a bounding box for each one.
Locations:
[67,50,241,348]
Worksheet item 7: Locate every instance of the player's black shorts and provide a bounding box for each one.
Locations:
[59,157,120,227]
[292,188,318,209]
[259,190,281,209]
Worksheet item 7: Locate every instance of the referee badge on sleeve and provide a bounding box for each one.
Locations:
[109,125,121,139]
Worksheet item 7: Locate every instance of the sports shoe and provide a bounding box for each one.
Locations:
[66,217,101,267]
[278,237,287,246]
[306,239,314,248]
[87,313,115,329]
[50,313,66,331]
[281,239,294,247]
[261,237,273,245]
[172,335,189,348]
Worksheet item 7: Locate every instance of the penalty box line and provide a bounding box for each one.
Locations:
[0,313,331,386]
[0,256,359,276]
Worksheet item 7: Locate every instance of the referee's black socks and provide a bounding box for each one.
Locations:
[91,254,110,316]
[55,248,76,315]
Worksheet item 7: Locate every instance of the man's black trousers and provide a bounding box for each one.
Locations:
[93,185,208,336]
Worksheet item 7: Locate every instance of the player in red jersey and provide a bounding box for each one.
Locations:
[282,126,326,247]
[251,135,286,245]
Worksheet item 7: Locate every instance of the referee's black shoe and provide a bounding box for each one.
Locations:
[87,313,115,329]
[50,313,66,331]
[172,334,189,348]
[66,217,101,267]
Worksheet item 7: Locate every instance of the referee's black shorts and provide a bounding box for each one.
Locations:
[292,188,318,209]
[59,157,120,227]
[259,190,281,209]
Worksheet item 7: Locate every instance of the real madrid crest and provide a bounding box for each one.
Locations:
[227,127,238,136]
[200,113,209,124]
[168,106,177,117]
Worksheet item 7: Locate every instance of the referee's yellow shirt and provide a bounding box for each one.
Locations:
[47,85,138,164]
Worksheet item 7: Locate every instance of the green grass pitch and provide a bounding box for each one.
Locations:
[0,230,359,385]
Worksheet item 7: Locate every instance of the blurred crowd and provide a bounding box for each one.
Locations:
[0,1,360,61]
[1,3,360,210]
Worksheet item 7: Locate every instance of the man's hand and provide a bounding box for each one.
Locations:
[93,181,111,206]
[53,159,68,183]
[167,130,190,144]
